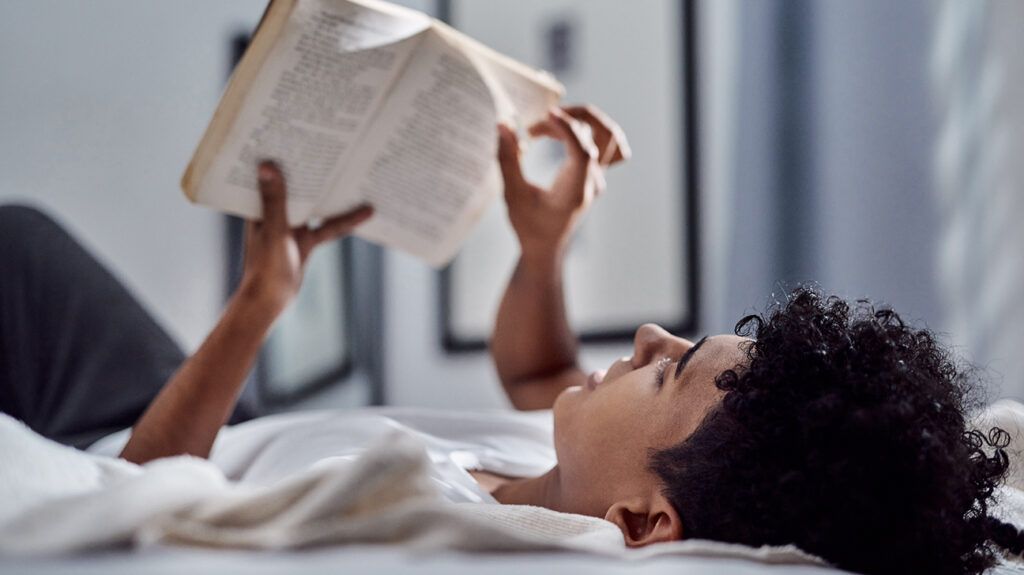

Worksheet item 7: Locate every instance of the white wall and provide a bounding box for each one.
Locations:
[0,1,266,351]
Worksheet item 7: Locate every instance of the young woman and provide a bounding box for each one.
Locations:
[0,106,1018,575]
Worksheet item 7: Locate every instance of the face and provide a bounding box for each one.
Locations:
[551,324,750,517]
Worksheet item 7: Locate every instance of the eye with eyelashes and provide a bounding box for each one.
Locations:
[653,356,674,388]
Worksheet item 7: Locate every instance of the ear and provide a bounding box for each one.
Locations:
[603,492,683,547]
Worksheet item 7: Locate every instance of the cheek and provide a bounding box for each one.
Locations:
[552,383,651,481]
[551,387,581,459]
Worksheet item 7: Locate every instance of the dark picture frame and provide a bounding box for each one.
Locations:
[437,0,701,351]
[225,215,355,406]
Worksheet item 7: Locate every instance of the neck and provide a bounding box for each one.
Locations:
[491,465,565,511]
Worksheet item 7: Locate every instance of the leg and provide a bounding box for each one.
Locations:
[0,205,248,449]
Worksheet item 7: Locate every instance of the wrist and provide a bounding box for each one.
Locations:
[519,243,566,276]
[231,277,290,324]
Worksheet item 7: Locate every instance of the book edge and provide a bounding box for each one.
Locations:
[180,0,298,202]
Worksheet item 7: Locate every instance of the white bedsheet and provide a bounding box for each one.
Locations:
[0,547,849,575]
[0,411,817,566]
[5,403,1024,575]
[4,547,1024,575]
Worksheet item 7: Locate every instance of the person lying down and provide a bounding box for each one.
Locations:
[0,105,1018,575]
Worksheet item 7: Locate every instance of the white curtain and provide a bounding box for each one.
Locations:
[933,0,1024,398]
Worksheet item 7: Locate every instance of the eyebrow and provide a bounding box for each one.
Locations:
[673,336,709,382]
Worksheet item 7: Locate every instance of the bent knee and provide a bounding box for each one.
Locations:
[0,204,69,255]
[0,204,61,230]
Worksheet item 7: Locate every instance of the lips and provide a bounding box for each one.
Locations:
[586,369,607,391]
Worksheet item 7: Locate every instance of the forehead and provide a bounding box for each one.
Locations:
[687,335,750,378]
[653,335,749,445]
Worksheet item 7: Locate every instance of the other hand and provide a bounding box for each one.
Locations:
[497,105,630,260]
[237,161,373,314]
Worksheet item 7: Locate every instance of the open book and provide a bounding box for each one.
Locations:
[182,0,564,267]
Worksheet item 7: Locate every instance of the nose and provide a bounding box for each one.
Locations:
[630,323,692,369]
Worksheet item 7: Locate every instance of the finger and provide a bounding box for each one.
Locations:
[593,168,607,197]
[564,105,631,166]
[257,160,289,234]
[526,119,561,140]
[243,219,257,240]
[310,204,374,246]
[294,226,315,262]
[545,108,598,162]
[497,123,528,192]
[242,219,256,253]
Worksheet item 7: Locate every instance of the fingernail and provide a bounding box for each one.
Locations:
[258,165,275,182]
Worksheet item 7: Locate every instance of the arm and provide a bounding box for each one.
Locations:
[490,106,630,410]
[120,162,372,464]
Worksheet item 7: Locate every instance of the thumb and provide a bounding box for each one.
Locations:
[257,160,289,234]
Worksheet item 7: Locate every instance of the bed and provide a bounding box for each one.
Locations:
[4,406,1024,575]
[6,547,1024,575]
[1,546,848,575]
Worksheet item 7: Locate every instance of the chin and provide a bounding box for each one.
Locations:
[551,386,582,447]
[552,385,582,416]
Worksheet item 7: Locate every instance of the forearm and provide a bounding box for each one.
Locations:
[490,105,626,408]
[491,247,582,394]
[119,284,279,464]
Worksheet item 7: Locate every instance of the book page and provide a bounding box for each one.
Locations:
[432,22,564,128]
[314,28,499,266]
[186,0,431,226]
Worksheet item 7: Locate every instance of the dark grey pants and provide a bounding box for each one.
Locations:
[0,205,251,449]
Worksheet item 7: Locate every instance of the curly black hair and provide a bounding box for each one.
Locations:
[650,287,1016,575]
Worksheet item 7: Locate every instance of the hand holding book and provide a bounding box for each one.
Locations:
[121,161,372,464]
[238,161,372,315]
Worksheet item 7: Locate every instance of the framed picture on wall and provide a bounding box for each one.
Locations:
[438,0,700,350]
[224,216,355,406]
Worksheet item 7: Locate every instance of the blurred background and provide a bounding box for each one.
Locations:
[1,0,1021,413]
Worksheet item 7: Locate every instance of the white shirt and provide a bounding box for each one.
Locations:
[88,407,557,504]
